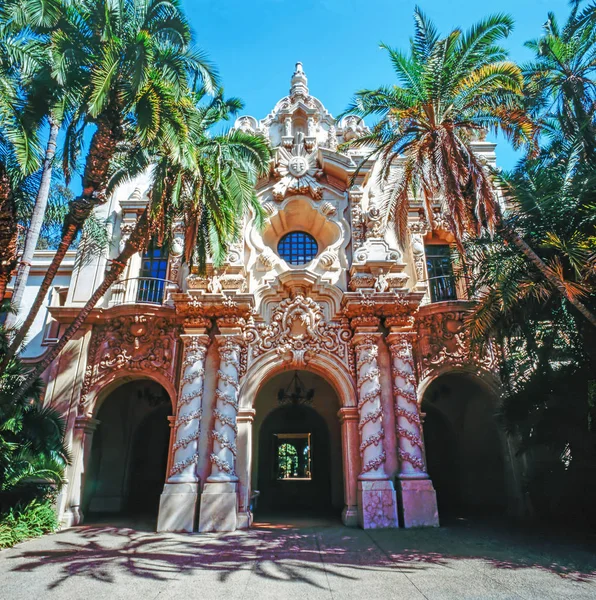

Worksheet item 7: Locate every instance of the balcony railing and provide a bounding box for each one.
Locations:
[109,277,174,307]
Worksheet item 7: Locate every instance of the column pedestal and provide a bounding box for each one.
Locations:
[198,481,238,532]
[358,480,399,529]
[157,482,200,532]
[342,506,359,527]
[397,478,439,528]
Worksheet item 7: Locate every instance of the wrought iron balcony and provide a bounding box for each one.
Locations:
[108,277,174,307]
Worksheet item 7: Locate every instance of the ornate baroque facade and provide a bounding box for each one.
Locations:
[30,64,505,533]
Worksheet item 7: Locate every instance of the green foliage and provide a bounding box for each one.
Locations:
[342,5,534,245]
[0,499,58,549]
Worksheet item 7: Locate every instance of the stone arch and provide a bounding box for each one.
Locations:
[83,369,177,419]
[235,350,358,526]
[239,350,357,411]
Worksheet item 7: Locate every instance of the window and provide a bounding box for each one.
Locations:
[274,433,311,480]
[277,231,318,265]
[426,245,457,302]
[137,243,168,303]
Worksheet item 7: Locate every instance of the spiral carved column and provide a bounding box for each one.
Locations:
[389,332,428,479]
[207,336,241,482]
[199,333,243,532]
[158,326,210,533]
[353,333,388,480]
[351,321,399,529]
[168,334,209,483]
[387,324,439,528]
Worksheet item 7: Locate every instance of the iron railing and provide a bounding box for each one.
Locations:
[109,277,174,306]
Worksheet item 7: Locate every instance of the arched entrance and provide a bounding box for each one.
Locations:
[252,370,343,519]
[83,379,172,526]
[421,373,507,519]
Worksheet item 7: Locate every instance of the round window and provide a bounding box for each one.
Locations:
[277,231,318,265]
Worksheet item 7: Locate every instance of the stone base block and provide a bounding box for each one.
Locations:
[397,478,440,528]
[236,510,253,529]
[157,482,200,533]
[357,480,399,529]
[60,505,82,528]
[342,505,358,527]
[198,482,238,532]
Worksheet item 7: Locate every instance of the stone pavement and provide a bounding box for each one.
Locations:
[1,515,595,599]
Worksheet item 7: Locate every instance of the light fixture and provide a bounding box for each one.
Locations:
[277,371,314,406]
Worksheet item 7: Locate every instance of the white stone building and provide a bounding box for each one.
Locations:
[14,64,520,532]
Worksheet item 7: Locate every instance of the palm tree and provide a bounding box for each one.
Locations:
[0,19,42,304]
[5,0,217,364]
[524,2,596,164]
[12,92,271,403]
[342,7,596,328]
[1,0,68,329]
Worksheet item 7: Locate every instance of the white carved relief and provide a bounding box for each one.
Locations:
[246,293,354,374]
[273,145,323,201]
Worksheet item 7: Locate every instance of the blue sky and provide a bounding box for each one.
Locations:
[182,0,571,170]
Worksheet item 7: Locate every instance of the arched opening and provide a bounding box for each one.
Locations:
[421,373,507,520]
[83,379,172,527]
[253,370,343,519]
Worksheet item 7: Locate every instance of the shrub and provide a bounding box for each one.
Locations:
[0,499,58,549]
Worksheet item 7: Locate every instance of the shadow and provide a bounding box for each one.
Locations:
[5,517,596,591]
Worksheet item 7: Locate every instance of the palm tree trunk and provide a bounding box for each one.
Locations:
[0,162,19,306]
[13,208,151,404]
[3,114,122,368]
[498,209,596,328]
[6,120,60,329]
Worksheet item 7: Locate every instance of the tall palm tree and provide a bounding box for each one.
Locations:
[343,7,596,328]
[5,0,217,364]
[524,2,596,164]
[13,93,271,403]
[1,0,70,329]
[0,20,42,304]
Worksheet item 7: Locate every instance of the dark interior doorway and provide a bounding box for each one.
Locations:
[257,404,332,515]
[422,373,507,520]
[84,380,171,525]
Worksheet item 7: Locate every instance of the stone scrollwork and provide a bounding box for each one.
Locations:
[249,293,353,374]
[169,334,209,481]
[416,307,497,381]
[80,316,178,410]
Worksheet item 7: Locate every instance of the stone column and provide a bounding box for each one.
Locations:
[236,408,255,529]
[387,322,439,528]
[339,406,359,526]
[158,329,209,532]
[62,416,99,527]
[352,318,399,529]
[199,331,242,532]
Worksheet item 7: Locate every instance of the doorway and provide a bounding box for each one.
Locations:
[84,380,172,526]
[422,373,507,519]
[253,370,343,519]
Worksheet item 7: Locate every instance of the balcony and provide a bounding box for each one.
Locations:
[108,277,175,307]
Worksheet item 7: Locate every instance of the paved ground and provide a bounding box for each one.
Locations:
[1,515,595,599]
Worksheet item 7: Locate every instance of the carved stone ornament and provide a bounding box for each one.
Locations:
[273,145,323,201]
[80,316,178,409]
[246,293,354,374]
[416,307,497,381]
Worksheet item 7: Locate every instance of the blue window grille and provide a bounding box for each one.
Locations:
[277,231,318,265]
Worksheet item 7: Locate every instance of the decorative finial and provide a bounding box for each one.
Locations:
[290,61,309,98]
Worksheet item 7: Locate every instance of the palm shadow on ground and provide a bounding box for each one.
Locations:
[6,517,596,591]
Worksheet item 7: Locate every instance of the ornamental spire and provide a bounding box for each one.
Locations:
[290,62,309,98]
